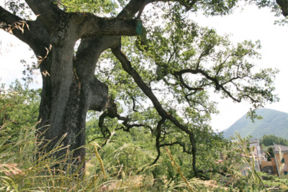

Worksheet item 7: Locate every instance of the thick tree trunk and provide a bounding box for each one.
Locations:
[36,37,112,173]
[0,0,143,174]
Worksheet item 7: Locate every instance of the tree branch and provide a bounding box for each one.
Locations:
[98,111,112,139]
[112,47,193,133]
[174,69,241,102]
[112,47,199,174]
[0,6,50,57]
[112,48,167,118]
[276,0,288,16]
[25,0,62,29]
[117,0,198,19]
[160,141,191,154]
[74,15,143,37]
[118,0,151,19]
[0,6,22,27]
[155,0,198,10]
[151,118,166,165]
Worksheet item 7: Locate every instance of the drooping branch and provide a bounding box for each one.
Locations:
[112,47,192,134]
[98,111,112,139]
[96,96,153,144]
[151,118,166,165]
[119,121,149,132]
[112,48,168,118]
[175,73,205,92]
[189,133,197,176]
[112,47,199,175]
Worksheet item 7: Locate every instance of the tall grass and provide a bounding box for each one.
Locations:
[0,122,282,192]
[1,85,287,191]
[0,122,111,192]
[0,123,154,191]
[2,122,288,191]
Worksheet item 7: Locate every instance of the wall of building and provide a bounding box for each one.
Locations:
[274,152,288,176]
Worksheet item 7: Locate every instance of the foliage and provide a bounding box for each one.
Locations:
[90,6,278,178]
[59,0,118,16]
[260,134,288,146]
[0,82,287,191]
[260,172,288,191]
[0,123,108,191]
[0,81,39,143]
[1,0,287,191]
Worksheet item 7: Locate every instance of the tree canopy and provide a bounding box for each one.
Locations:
[260,134,288,146]
[0,0,286,176]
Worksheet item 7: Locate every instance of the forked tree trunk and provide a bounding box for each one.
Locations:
[0,0,141,174]
[36,36,114,173]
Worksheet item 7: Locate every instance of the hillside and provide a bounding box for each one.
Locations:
[223,108,288,139]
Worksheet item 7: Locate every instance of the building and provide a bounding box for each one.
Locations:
[260,144,288,176]
[273,144,288,176]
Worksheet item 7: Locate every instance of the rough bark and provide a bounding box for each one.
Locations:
[1,0,145,174]
[2,0,272,176]
[0,0,202,175]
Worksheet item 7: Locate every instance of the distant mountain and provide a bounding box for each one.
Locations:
[223,108,288,139]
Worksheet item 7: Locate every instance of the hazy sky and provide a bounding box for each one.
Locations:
[0,3,287,131]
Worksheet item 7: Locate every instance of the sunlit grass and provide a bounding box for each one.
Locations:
[0,113,287,191]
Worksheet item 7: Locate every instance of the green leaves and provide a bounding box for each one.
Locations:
[0,81,39,143]
[60,0,118,15]
[87,3,279,181]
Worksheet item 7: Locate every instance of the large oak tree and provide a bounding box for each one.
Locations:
[0,0,285,175]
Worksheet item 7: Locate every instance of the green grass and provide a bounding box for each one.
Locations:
[1,123,288,191]
[1,86,288,191]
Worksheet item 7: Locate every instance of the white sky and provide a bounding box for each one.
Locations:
[192,5,288,131]
[0,3,287,132]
